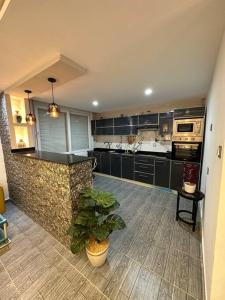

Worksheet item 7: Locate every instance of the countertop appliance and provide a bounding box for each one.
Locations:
[172,118,204,142]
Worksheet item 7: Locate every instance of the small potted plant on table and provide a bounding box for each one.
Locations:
[68,189,126,267]
[183,163,198,193]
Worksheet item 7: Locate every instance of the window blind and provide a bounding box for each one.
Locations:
[70,113,89,151]
[38,108,68,152]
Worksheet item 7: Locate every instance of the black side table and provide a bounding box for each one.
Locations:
[176,188,204,231]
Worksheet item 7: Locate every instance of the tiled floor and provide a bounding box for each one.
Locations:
[0,175,204,300]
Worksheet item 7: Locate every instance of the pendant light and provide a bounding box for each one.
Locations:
[48,77,60,118]
[25,90,36,125]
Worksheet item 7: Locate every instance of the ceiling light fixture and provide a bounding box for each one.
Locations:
[25,90,36,125]
[144,88,153,96]
[48,77,60,118]
[92,100,99,107]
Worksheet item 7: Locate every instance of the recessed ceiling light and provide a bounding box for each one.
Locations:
[92,100,99,106]
[144,88,153,96]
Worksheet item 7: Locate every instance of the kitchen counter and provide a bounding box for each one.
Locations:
[12,150,92,165]
[93,148,172,159]
[7,151,93,247]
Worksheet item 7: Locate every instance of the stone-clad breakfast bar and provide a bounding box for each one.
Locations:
[8,152,93,246]
[0,95,92,247]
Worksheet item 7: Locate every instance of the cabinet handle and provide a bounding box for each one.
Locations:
[136,160,149,163]
[137,174,149,178]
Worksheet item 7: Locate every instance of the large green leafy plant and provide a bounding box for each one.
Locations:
[68,189,126,254]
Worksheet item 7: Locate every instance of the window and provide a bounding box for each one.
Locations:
[38,108,68,152]
[70,113,89,151]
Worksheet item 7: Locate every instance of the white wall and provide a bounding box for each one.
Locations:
[201,31,225,300]
[0,138,8,200]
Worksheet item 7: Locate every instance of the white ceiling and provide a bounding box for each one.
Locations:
[0,0,225,112]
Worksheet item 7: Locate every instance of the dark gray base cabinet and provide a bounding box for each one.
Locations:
[110,154,122,177]
[155,159,170,188]
[100,152,110,175]
[134,172,154,184]
[88,151,200,191]
[122,155,134,180]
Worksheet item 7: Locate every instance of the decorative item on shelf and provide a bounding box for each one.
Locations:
[47,77,60,118]
[15,111,22,123]
[25,90,36,125]
[183,163,198,193]
[127,135,136,145]
[17,139,26,148]
[68,188,126,267]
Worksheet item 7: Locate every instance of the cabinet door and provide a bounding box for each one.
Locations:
[110,154,121,177]
[100,153,110,175]
[174,107,205,119]
[114,116,138,126]
[159,114,173,136]
[170,161,184,190]
[114,126,131,135]
[92,152,101,172]
[122,155,134,180]
[96,118,113,127]
[134,172,154,184]
[155,159,170,188]
[95,127,114,135]
[91,120,96,135]
[139,114,158,125]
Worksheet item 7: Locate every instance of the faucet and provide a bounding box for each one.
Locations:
[104,141,112,149]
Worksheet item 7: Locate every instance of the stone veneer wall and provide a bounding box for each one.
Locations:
[0,93,92,247]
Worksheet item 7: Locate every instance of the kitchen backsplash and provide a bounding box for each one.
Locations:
[94,141,172,153]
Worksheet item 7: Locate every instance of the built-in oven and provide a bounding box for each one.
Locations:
[173,118,204,142]
[172,141,202,162]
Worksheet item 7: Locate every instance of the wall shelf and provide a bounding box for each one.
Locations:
[6,94,35,149]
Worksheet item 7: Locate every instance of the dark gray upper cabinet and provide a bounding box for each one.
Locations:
[95,127,114,135]
[91,120,96,135]
[174,107,205,119]
[155,159,170,188]
[96,118,113,127]
[114,116,138,126]
[139,114,158,125]
[159,112,173,136]
[114,126,131,135]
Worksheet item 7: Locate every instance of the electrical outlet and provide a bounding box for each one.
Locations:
[207,167,209,175]
[210,124,213,131]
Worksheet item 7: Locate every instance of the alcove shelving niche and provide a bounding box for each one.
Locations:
[5,94,35,149]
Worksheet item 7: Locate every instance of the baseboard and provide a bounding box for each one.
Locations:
[201,216,208,300]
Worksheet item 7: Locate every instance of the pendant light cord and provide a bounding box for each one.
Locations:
[51,82,55,104]
[28,93,32,113]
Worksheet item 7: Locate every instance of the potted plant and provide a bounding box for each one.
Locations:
[68,188,126,267]
[183,163,198,193]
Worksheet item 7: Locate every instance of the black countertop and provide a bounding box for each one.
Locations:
[91,148,172,159]
[12,151,92,165]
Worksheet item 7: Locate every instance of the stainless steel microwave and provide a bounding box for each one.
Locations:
[172,118,204,142]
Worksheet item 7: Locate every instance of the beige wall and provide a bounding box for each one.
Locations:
[201,31,225,300]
